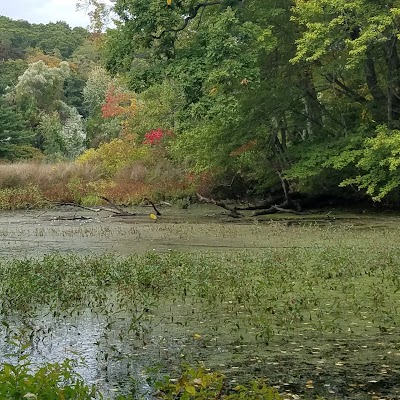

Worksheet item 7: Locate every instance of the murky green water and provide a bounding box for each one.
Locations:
[1,206,400,399]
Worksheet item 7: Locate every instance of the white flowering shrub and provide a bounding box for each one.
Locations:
[61,107,86,158]
[83,66,112,115]
[40,106,86,159]
[14,60,70,111]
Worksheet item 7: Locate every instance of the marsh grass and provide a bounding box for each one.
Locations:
[1,248,400,333]
[0,162,102,208]
[0,160,196,208]
[0,245,400,398]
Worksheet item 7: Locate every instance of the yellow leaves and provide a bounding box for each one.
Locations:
[305,380,314,389]
[193,333,202,340]
[209,87,218,95]
[76,136,150,176]
[185,385,196,395]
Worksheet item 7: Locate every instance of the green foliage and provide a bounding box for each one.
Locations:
[127,80,185,138]
[337,125,400,201]
[39,113,64,157]
[155,365,282,399]
[0,16,88,61]
[0,338,96,399]
[0,100,33,159]
[77,135,149,176]
[64,72,87,116]
[83,66,112,116]
[14,60,70,112]
[39,108,86,160]
[0,60,28,95]
[100,0,400,203]
[0,16,94,161]
[0,185,47,209]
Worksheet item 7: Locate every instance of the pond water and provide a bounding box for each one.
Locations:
[1,205,400,399]
[1,205,399,258]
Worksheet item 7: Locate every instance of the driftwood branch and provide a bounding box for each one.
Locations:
[144,197,162,216]
[251,199,305,217]
[272,205,308,215]
[52,215,93,221]
[236,196,283,211]
[56,201,133,215]
[196,193,243,218]
[98,196,139,216]
[55,202,102,212]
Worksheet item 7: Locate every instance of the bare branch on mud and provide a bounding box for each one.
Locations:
[272,205,308,215]
[236,196,283,211]
[251,199,306,217]
[98,196,137,216]
[55,202,102,212]
[196,193,243,218]
[52,215,93,221]
[143,197,162,216]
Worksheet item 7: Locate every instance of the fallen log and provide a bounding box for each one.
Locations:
[272,205,308,215]
[54,202,102,212]
[251,200,305,217]
[55,201,132,216]
[98,196,136,216]
[52,215,92,221]
[196,193,243,218]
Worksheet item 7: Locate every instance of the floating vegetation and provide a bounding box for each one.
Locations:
[0,244,399,398]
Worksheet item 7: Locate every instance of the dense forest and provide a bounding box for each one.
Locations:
[2,0,400,208]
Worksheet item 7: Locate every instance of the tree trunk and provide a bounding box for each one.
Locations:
[386,35,400,129]
[365,47,387,122]
[301,70,323,139]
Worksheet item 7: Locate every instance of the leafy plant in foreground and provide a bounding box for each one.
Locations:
[0,337,97,400]
[154,364,282,400]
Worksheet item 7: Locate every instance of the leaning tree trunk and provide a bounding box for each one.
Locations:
[301,70,323,140]
[365,46,387,123]
[386,35,400,129]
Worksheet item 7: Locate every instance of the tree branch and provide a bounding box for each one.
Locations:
[152,1,223,39]
[324,73,367,103]
[196,193,243,218]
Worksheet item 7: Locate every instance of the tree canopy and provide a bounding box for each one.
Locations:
[97,0,400,204]
[2,2,400,205]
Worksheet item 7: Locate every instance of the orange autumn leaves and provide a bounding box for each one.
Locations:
[101,85,137,135]
[101,86,136,119]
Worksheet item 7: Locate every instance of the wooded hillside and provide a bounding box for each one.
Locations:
[2,1,400,208]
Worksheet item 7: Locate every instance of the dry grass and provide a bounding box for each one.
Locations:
[0,162,101,189]
[0,162,103,205]
[0,160,200,208]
